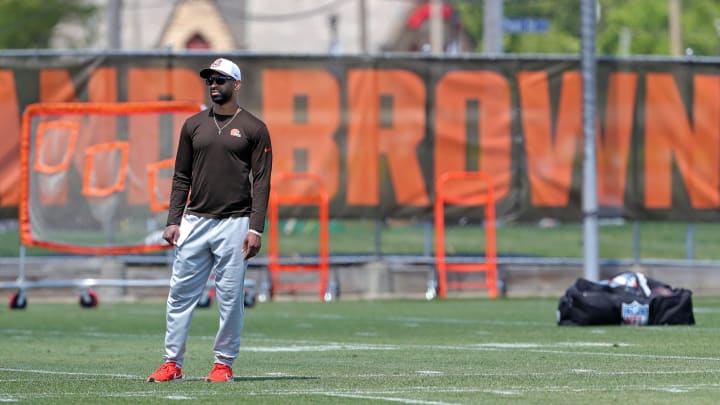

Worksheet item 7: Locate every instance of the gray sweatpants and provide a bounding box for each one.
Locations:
[163,214,249,367]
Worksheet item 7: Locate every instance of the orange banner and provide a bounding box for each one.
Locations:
[2,55,719,221]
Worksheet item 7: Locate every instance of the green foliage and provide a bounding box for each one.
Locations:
[456,0,581,54]
[455,0,720,56]
[0,0,96,49]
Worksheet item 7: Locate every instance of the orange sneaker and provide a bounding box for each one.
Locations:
[147,362,183,382]
[205,363,233,382]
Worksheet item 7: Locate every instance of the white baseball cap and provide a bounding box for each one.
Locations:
[199,58,242,81]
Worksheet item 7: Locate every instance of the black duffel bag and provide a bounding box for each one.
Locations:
[557,272,695,326]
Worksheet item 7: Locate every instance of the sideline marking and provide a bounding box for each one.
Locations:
[323,392,460,404]
[523,349,720,362]
[470,342,631,349]
[656,388,689,393]
[0,367,135,378]
[243,343,396,352]
[487,389,521,395]
[1,383,718,401]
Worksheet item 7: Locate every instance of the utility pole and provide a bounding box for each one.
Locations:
[430,0,443,54]
[328,14,341,54]
[358,0,368,53]
[669,0,682,56]
[108,0,122,48]
[483,0,503,54]
[580,0,599,281]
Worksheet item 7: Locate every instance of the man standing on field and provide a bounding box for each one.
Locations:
[147,57,272,383]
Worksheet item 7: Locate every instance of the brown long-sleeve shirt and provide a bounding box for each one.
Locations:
[166,107,272,233]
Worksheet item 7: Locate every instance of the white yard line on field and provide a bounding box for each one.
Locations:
[349,368,720,379]
[522,348,720,362]
[372,341,720,364]
[162,395,194,400]
[1,384,717,403]
[387,316,551,327]
[322,392,461,404]
[243,343,397,352]
[571,369,720,376]
[2,376,720,402]
[469,342,632,349]
[0,367,136,378]
[1,329,159,339]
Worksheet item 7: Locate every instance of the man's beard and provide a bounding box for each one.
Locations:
[210,87,234,105]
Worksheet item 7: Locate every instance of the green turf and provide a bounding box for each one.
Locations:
[1,297,719,404]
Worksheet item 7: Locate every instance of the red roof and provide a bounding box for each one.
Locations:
[407,2,455,29]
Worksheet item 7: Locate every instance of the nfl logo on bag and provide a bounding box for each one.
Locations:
[621,301,649,326]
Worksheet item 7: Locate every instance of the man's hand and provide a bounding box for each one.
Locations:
[243,232,262,259]
[163,224,180,246]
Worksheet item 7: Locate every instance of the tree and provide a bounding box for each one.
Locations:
[455,0,720,56]
[0,0,96,49]
[598,0,719,56]
[457,0,581,54]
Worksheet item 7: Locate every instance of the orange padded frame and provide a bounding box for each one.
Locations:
[268,172,329,301]
[147,158,175,213]
[82,141,130,198]
[20,101,201,255]
[33,121,80,174]
[434,171,498,299]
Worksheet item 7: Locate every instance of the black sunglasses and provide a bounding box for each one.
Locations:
[205,76,234,86]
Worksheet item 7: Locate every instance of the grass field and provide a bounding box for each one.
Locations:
[2,297,719,404]
[1,220,719,261]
